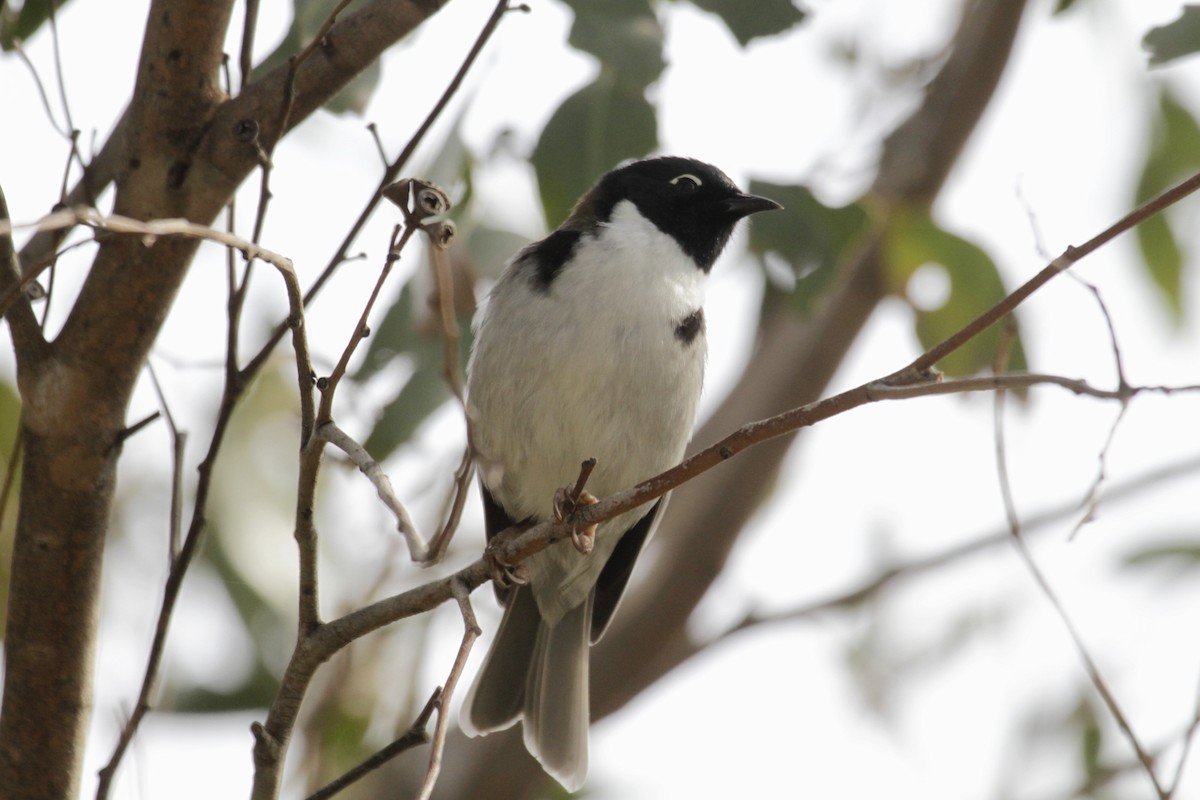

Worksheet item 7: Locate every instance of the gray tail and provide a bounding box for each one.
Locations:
[460,587,591,791]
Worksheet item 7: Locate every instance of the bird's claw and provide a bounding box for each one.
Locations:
[553,487,599,555]
[484,534,529,588]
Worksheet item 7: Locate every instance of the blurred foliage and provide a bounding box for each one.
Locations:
[0,0,78,50]
[747,180,868,314]
[0,381,23,640]
[532,0,665,226]
[355,277,473,459]
[688,0,806,46]
[1143,5,1200,67]
[171,540,284,713]
[1121,536,1200,580]
[883,204,1028,377]
[1134,88,1200,324]
[532,0,807,226]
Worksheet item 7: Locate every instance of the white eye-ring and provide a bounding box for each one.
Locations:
[670,173,702,190]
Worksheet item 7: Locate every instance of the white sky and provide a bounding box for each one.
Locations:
[4,0,1200,798]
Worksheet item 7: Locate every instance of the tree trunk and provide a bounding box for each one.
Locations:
[0,1,450,796]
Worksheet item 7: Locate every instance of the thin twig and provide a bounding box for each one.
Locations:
[1066,277,1130,541]
[994,367,1167,798]
[147,362,187,563]
[111,412,161,449]
[304,689,440,800]
[93,216,313,800]
[316,224,416,423]
[416,578,481,800]
[0,208,293,271]
[241,0,521,380]
[425,445,475,564]
[318,420,427,560]
[568,457,597,505]
[1167,672,1200,797]
[47,0,74,138]
[239,0,261,92]
[249,0,354,250]
[891,168,1200,384]
[710,453,1200,645]
[11,42,68,137]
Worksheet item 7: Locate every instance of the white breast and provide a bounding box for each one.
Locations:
[467,201,708,624]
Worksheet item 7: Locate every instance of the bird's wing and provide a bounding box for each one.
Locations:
[589,497,664,643]
[480,481,529,606]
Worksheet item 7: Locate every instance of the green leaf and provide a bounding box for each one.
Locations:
[1071,698,1104,778]
[356,273,476,460]
[534,0,665,225]
[1144,5,1200,67]
[687,0,807,46]
[1052,0,1084,14]
[365,358,450,458]
[532,72,658,226]
[746,181,867,314]
[884,206,1027,377]
[356,281,449,458]
[253,0,378,115]
[0,0,79,51]
[1122,536,1200,579]
[1134,89,1200,322]
[562,0,665,75]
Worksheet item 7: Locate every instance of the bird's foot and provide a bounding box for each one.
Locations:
[483,529,530,588]
[553,487,599,555]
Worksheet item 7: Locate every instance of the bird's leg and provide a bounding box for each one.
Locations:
[553,487,599,555]
[483,523,532,587]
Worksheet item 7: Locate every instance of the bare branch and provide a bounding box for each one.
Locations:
[1168,673,1200,798]
[1065,277,1131,541]
[241,0,521,379]
[0,207,293,274]
[87,210,314,799]
[11,41,69,138]
[304,689,440,800]
[147,363,187,563]
[318,421,427,561]
[424,446,475,564]
[238,0,261,92]
[892,168,1200,385]
[415,579,481,800]
[315,223,416,423]
[994,374,1166,798]
[0,183,47,360]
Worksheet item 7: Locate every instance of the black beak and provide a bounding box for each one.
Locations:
[720,192,783,220]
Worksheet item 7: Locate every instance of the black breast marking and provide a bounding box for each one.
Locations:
[674,308,705,345]
[526,229,583,291]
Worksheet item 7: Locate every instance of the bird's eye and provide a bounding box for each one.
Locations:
[670,174,702,191]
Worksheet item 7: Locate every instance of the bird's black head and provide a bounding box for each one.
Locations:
[566,156,782,271]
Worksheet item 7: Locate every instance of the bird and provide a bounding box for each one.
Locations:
[459,156,780,790]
